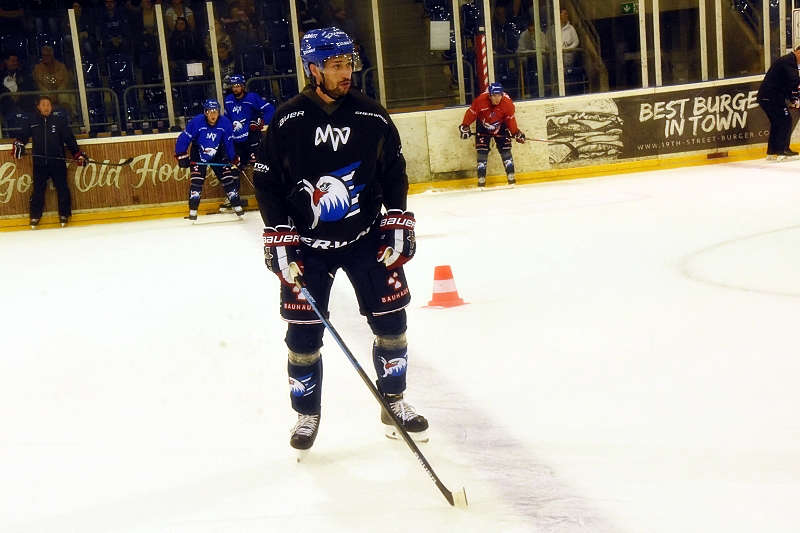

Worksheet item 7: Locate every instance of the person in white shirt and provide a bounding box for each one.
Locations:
[517,20,536,53]
[559,9,580,67]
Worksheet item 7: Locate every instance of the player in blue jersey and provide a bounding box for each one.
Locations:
[224,74,275,166]
[174,99,243,221]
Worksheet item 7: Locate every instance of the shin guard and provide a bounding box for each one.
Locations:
[373,336,408,395]
[288,356,322,415]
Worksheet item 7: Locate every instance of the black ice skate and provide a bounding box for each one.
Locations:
[290,413,320,460]
[30,218,40,229]
[507,174,516,186]
[59,216,68,227]
[381,392,429,442]
[184,213,197,222]
[477,177,486,188]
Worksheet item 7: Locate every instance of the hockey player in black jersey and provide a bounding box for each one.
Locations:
[253,27,428,453]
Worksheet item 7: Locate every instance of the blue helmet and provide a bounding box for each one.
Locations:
[300,27,354,77]
[203,98,220,112]
[488,82,504,95]
[229,74,246,86]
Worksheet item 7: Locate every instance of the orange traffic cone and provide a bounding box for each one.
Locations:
[426,265,466,307]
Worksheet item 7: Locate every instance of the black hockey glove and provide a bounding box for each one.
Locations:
[73,150,88,166]
[176,152,190,168]
[249,118,264,132]
[377,209,416,270]
[514,130,526,144]
[264,225,303,285]
[459,124,471,140]
[12,140,24,159]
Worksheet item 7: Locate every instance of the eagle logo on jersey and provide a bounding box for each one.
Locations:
[232,120,245,132]
[300,162,365,228]
[380,356,407,378]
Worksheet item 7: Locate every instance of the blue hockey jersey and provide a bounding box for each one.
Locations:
[175,114,236,162]
[223,92,275,142]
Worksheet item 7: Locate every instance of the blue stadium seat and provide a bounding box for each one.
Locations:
[240,44,267,78]
[261,0,284,20]
[266,19,291,49]
[0,34,28,63]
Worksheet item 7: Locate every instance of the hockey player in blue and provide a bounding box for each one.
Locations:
[224,74,275,166]
[175,99,244,221]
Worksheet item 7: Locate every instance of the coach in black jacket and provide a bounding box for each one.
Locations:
[11,95,87,228]
[757,46,800,158]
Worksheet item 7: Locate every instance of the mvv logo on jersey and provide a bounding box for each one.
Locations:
[315,124,351,151]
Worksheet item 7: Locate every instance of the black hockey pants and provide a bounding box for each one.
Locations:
[29,163,71,219]
[759,98,792,154]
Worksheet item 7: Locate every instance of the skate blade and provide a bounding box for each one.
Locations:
[294,448,311,462]
[190,213,242,225]
[383,424,429,443]
[451,487,469,509]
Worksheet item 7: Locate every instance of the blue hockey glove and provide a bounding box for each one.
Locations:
[264,225,303,285]
[377,209,416,269]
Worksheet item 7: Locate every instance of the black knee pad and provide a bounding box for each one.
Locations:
[367,309,407,337]
[286,322,325,354]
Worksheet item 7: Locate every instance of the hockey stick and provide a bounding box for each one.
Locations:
[469,130,571,146]
[31,154,134,166]
[190,160,255,188]
[468,131,580,159]
[294,274,469,509]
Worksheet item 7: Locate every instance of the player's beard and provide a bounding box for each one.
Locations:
[321,75,351,100]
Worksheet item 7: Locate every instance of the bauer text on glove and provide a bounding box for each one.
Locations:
[377,209,416,269]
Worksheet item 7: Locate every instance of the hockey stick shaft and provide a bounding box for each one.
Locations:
[190,160,253,186]
[295,275,467,508]
[31,154,133,166]
[469,131,562,145]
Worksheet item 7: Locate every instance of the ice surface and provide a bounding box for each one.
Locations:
[2,158,799,532]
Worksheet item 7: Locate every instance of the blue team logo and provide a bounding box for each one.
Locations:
[301,162,365,229]
[380,356,407,378]
[289,373,316,398]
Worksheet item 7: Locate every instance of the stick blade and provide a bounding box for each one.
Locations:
[451,487,468,509]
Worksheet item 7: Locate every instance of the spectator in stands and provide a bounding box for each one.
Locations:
[0,0,24,37]
[205,17,235,78]
[32,44,74,115]
[492,4,511,53]
[517,20,536,53]
[557,8,579,67]
[223,5,259,54]
[97,0,131,54]
[331,7,358,43]
[29,0,61,36]
[169,16,201,61]
[165,0,196,34]
[0,52,35,124]
[127,0,157,37]
[70,2,97,58]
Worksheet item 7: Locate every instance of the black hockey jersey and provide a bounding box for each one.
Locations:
[253,86,408,249]
[757,52,800,101]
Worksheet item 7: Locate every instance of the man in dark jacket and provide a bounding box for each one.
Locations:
[12,95,88,228]
[757,46,800,159]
